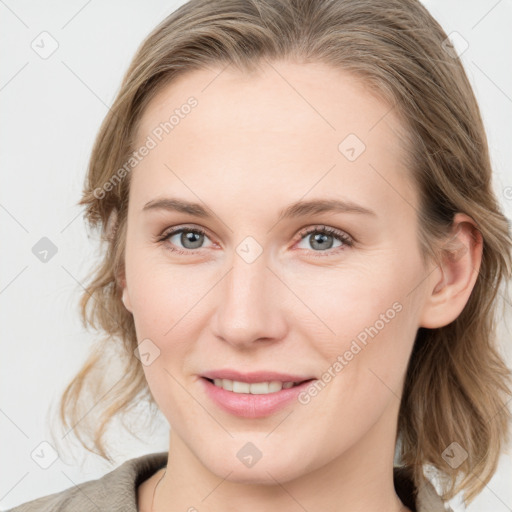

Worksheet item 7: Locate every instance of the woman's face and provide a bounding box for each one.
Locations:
[121,61,436,482]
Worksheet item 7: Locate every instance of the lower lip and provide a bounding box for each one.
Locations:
[200,377,316,418]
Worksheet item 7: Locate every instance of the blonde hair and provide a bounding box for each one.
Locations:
[54,0,512,506]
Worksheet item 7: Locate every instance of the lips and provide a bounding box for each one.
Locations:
[201,369,315,384]
[200,377,317,418]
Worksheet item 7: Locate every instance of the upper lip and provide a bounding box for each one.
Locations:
[201,369,316,384]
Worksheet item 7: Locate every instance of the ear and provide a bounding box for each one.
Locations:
[418,213,483,329]
[120,276,133,314]
[106,209,133,314]
[117,263,132,314]
[105,208,119,242]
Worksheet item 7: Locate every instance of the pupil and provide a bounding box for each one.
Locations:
[311,232,333,250]
[182,231,203,249]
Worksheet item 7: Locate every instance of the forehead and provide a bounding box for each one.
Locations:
[131,61,416,218]
[137,61,406,144]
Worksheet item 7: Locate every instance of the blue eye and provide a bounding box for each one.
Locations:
[156,224,353,256]
[158,226,213,255]
[295,226,353,255]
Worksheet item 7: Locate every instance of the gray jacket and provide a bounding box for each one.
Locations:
[4,451,453,511]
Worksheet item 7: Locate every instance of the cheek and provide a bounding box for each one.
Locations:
[319,305,411,401]
[288,265,402,345]
[125,249,201,332]
[307,260,420,394]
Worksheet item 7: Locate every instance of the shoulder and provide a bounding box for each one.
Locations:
[3,452,168,512]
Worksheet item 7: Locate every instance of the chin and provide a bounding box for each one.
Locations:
[202,450,310,485]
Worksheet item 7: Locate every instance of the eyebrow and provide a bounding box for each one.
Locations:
[142,197,377,220]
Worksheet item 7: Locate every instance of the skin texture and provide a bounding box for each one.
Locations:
[119,61,483,512]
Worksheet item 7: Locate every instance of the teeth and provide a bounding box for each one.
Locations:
[212,379,298,394]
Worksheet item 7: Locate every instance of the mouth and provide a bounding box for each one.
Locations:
[200,376,318,418]
[202,377,315,395]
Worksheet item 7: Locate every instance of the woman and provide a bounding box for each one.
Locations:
[7,0,511,511]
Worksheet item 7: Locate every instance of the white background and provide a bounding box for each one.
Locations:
[1,1,511,510]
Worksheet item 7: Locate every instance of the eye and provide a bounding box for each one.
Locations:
[155,224,353,256]
[295,225,353,255]
[156,225,215,254]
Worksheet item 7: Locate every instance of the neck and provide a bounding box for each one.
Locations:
[150,404,409,512]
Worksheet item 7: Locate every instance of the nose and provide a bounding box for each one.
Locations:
[211,249,288,349]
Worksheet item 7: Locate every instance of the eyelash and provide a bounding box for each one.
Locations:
[155,224,354,257]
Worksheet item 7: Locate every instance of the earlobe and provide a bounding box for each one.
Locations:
[118,270,133,313]
[419,213,483,329]
[121,286,133,313]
